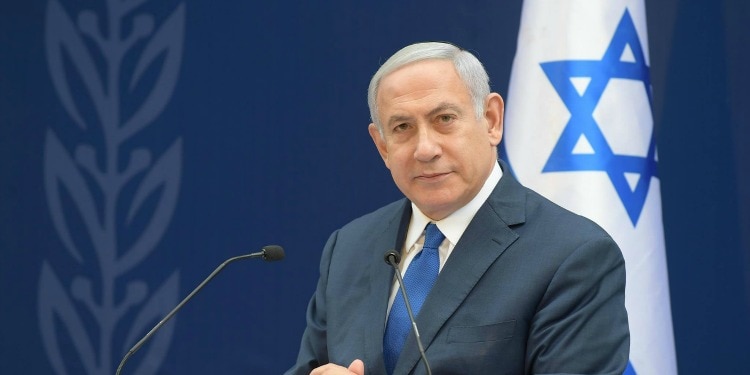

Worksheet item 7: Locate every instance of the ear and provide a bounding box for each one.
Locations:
[484,93,505,147]
[368,123,391,168]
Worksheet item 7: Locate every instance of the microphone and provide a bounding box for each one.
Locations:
[383,250,432,375]
[115,245,285,375]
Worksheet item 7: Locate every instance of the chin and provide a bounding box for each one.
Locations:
[414,200,456,220]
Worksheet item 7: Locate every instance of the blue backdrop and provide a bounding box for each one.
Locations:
[1,0,748,374]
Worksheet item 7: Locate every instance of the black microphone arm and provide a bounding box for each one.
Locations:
[115,245,285,375]
[383,250,433,375]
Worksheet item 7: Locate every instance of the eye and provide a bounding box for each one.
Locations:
[392,123,409,133]
[437,114,456,124]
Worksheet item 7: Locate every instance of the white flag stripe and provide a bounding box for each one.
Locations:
[504,1,677,374]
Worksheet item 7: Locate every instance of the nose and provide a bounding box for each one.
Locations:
[413,127,441,162]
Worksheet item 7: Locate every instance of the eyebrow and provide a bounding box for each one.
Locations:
[386,102,464,126]
[426,102,464,118]
[386,114,415,127]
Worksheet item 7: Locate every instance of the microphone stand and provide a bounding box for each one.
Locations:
[115,246,284,375]
[384,251,433,375]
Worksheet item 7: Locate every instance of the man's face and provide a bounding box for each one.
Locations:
[368,59,504,220]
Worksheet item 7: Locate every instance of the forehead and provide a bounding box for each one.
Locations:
[376,59,471,110]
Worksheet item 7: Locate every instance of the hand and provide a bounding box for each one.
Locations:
[310,359,365,375]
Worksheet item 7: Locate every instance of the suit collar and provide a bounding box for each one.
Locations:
[485,159,527,227]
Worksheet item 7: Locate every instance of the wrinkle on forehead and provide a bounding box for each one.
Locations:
[388,88,441,105]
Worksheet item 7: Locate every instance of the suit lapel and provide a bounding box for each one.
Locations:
[364,200,412,374]
[395,165,527,374]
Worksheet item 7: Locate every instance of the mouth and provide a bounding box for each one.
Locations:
[416,172,450,182]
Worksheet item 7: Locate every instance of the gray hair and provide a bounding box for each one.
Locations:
[367,42,491,135]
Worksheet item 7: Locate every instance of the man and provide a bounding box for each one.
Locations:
[286,42,629,375]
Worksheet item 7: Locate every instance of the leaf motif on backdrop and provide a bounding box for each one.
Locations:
[123,4,186,139]
[40,0,185,373]
[122,271,180,375]
[45,0,107,129]
[44,130,103,263]
[120,138,183,275]
[38,262,97,375]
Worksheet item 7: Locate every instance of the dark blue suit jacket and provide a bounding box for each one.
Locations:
[287,162,629,375]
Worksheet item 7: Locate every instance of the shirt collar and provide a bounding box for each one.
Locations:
[404,161,503,252]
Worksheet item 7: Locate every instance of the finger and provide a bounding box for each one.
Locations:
[310,363,348,375]
[348,359,365,375]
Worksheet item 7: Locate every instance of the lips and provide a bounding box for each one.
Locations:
[416,172,450,181]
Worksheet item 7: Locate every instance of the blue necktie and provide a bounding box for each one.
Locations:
[383,223,444,374]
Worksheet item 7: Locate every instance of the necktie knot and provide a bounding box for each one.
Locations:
[423,223,445,251]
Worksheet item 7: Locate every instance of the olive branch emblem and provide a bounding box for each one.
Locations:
[39,0,185,373]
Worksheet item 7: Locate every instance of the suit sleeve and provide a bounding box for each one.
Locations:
[526,235,630,375]
[284,230,339,375]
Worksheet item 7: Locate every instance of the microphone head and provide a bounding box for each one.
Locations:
[262,245,285,261]
[383,250,401,266]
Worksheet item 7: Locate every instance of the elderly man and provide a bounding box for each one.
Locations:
[286,42,629,375]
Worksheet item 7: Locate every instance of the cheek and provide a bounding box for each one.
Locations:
[385,146,410,166]
[387,155,415,184]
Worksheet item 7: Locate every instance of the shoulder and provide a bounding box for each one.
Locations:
[524,187,610,239]
[337,198,407,236]
[317,198,407,263]
[491,172,620,262]
[494,161,611,241]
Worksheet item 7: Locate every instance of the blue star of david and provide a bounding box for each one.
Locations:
[540,9,657,226]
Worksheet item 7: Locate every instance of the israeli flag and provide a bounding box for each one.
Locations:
[503,1,677,374]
